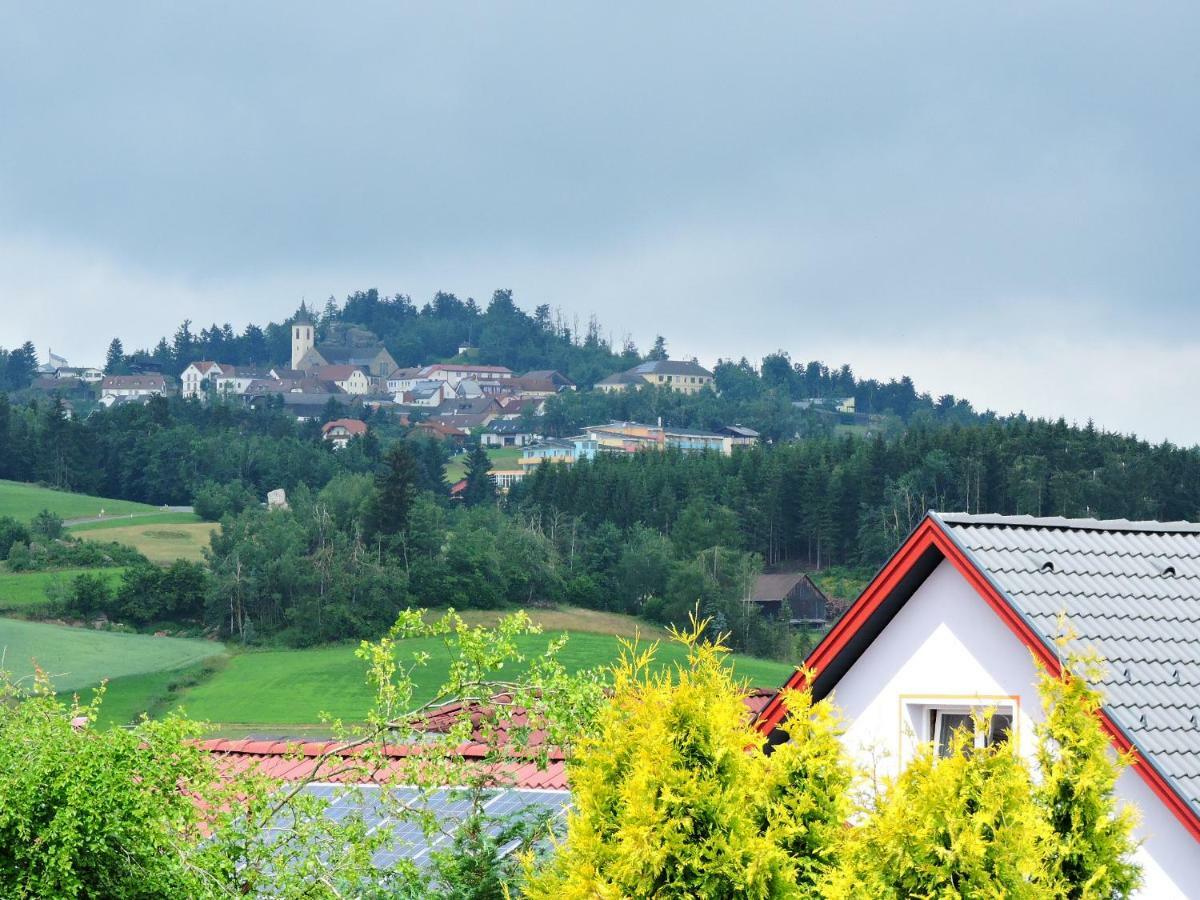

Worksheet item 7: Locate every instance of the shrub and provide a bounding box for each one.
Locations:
[30,508,64,540]
[0,515,30,558]
[524,616,851,898]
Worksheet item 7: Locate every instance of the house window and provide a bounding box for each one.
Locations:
[930,707,1013,757]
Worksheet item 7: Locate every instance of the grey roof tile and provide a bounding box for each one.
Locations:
[935,511,1200,818]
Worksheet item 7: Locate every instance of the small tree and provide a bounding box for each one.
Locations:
[525,616,852,898]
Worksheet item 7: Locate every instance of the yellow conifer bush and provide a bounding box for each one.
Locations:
[523,614,852,899]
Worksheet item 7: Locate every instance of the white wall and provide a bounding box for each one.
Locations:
[828,559,1199,898]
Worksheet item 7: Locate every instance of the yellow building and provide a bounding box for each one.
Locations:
[595,360,713,395]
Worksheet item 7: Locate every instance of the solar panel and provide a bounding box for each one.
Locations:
[279,783,572,871]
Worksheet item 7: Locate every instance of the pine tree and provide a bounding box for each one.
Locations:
[367,442,420,536]
[462,446,496,507]
[104,338,127,374]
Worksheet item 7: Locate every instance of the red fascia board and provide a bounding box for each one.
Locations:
[754,514,1200,844]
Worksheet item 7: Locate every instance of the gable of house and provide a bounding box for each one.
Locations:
[755,512,1200,894]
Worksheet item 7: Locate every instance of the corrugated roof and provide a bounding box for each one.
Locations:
[932,511,1200,819]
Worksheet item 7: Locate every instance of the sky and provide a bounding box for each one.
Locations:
[1,2,1198,444]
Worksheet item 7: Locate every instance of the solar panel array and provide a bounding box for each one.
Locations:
[281,783,571,870]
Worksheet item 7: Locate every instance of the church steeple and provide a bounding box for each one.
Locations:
[292,301,316,370]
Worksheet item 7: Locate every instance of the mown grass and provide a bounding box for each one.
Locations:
[176,630,795,730]
[0,480,155,522]
[78,522,217,564]
[65,657,230,728]
[68,512,203,533]
[0,567,126,612]
[0,618,225,693]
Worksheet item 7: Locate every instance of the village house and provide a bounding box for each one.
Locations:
[100,373,173,402]
[54,365,103,383]
[513,370,576,397]
[755,512,1200,898]
[180,361,227,399]
[419,363,514,387]
[479,420,540,448]
[595,359,714,395]
[386,367,424,394]
[321,418,368,449]
[314,364,372,395]
[212,365,273,396]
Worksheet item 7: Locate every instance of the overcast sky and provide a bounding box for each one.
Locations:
[2,3,1197,444]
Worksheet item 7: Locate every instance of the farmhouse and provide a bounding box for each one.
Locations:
[180,361,228,399]
[756,512,1200,897]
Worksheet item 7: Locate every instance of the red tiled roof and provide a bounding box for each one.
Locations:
[197,689,779,792]
[322,418,368,436]
[197,737,568,790]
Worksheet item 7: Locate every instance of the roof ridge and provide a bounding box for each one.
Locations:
[934,511,1200,535]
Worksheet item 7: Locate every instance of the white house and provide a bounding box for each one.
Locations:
[756,512,1200,898]
[314,364,372,395]
[180,361,227,399]
[101,373,172,401]
[419,363,513,387]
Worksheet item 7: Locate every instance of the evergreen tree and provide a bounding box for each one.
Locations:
[462,446,497,507]
[104,338,127,374]
[4,341,37,389]
[367,441,421,536]
[647,334,669,361]
[1036,655,1141,898]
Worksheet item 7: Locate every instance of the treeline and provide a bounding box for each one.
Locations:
[514,417,1200,569]
[0,393,391,501]
[203,453,788,656]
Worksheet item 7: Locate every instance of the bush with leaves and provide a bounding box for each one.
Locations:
[0,608,604,898]
[524,615,852,899]
[824,657,1142,899]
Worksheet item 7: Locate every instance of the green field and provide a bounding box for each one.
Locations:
[69,512,203,532]
[0,567,127,612]
[0,480,156,522]
[176,631,794,730]
[0,618,224,693]
[445,446,524,482]
[78,523,217,563]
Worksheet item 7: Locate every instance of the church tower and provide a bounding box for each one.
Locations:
[292,303,315,371]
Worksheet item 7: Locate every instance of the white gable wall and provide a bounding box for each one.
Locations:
[828,558,1198,897]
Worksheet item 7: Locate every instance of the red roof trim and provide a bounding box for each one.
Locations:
[755,514,1200,844]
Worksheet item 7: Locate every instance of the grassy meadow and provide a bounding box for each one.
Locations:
[0,567,127,612]
[175,628,794,732]
[0,480,156,522]
[78,522,217,563]
[0,618,224,693]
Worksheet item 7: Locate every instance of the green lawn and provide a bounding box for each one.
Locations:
[69,512,203,532]
[176,631,794,729]
[445,446,525,483]
[0,618,224,693]
[0,480,156,522]
[0,567,127,612]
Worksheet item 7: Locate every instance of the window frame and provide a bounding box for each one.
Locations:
[899,694,1019,762]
